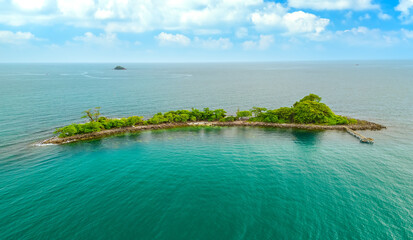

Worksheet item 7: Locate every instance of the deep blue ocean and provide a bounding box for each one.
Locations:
[0,62,412,239]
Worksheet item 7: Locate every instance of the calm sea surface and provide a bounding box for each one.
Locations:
[0,62,412,239]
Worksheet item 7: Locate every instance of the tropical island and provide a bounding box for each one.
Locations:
[41,94,385,145]
[114,66,126,70]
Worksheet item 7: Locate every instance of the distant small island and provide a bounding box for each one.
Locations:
[114,66,126,70]
[41,94,385,145]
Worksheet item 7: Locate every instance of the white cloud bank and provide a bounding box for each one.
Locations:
[1,0,331,38]
[0,30,36,44]
[336,27,399,46]
[155,32,191,46]
[236,27,248,38]
[251,4,330,35]
[155,32,233,50]
[242,35,274,50]
[194,37,233,49]
[73,32,118,45]
[12,0,46,11]
[288,0,378,10]
[57,0,95,18]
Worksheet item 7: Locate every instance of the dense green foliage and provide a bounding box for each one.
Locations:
[55,94,356,138]
[250,107,294,123]
[250,94,352,125]
[55,116,143,138]
[147,108,227,124]
[293,101,348,125]
[236,110,252,118]
[250,107,267,116]
[55,108,227,138]
[219,116,237,122]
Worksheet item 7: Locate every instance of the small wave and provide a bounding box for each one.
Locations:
[59,73,79,76]
[23,73,47,76]
[32,136,58,147]
[169,74,193,78]
[33,142,57,147]
[0,73,47,76]
[83,74,112,79]
[80,72,112,79]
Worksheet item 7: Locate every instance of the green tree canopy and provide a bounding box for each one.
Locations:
[293,101,334,124]
[250,107,267,117]
[293,94,322,107]
[81,107,101,122]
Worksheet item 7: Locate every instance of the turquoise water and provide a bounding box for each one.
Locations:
[0,62,412,239]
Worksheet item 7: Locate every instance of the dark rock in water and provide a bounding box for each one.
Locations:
[114,66,126,70]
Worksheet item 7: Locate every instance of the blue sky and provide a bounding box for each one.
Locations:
[0,0,413,62]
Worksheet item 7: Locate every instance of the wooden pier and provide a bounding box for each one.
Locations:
[344,126,374,143]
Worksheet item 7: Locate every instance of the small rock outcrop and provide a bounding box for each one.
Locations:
[114,66,126,70]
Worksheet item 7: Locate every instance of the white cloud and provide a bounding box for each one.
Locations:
[288,0,379,10]
[250,4,329,36]
[336,27,399,46]
[236,27,248,38]
[57,0,95,18]
[0,13,55,26]
[359,13,371,21]
[73,32,118,45]
[283,11,330,34]
[0,30,36,44]
[396,0,413,21]
[258,35,275,49]
[242,34,274,50]
[154,33,233,49]
[105,22,147,34]
[378,12,392,20]
[401,28,413,38]
[155,32,191,46]
[250,3,287,29]
[396,0,413,15]
[194,37,233,49]
[94,9,114,20]
[193,29,222,35]
[12,0,46,11]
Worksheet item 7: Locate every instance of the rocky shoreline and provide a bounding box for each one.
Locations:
[40,120,385,145]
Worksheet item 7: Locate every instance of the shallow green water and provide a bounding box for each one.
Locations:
[0,62,412,239]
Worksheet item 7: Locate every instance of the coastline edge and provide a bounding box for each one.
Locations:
[39,120,386,145]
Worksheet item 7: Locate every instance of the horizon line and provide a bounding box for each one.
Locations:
[1,59,412,64]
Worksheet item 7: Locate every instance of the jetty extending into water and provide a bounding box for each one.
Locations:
[40,120,385,145]
[344,126,375,143]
